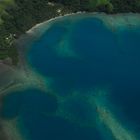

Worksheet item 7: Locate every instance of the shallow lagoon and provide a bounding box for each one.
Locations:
[1,14,140,140]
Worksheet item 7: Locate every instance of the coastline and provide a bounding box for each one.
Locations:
[25,12,140,36]
[1,0,140,64]
[1,12,140,96]
[2,11,140,70]
[4,11,140,94]
[17,12,140,70]
[26,12,86,35]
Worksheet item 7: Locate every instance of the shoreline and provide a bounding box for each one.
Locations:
[26,11,86,34]
[26,12,140,36]
[1,12,140,69]
[14,12,140,93]
[1,11,140,96]
[2,12,140,94]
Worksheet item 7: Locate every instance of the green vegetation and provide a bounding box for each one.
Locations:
[0,0,15,24]
[0,0,140,65]
[50,0,140,13]
[110,0,140,13]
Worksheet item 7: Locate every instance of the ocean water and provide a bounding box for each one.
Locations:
[1,89,104,140]
[1,14,140,140]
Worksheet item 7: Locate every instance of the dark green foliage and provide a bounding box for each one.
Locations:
[110,0,140,13]
[96,3,113,13]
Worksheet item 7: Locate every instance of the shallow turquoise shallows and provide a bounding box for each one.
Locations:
[1,15,140,140]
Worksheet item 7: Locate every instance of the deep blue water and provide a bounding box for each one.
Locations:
[1,89,58,119]
[27,17,140,136]
[1,89,104,140]
[1,15,140,140]
[28,17,140,127]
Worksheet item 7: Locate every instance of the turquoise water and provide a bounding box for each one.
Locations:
[28,18,118,94]
[1,15,140,140]
[1,89,58,119]
[1,89,103,140]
